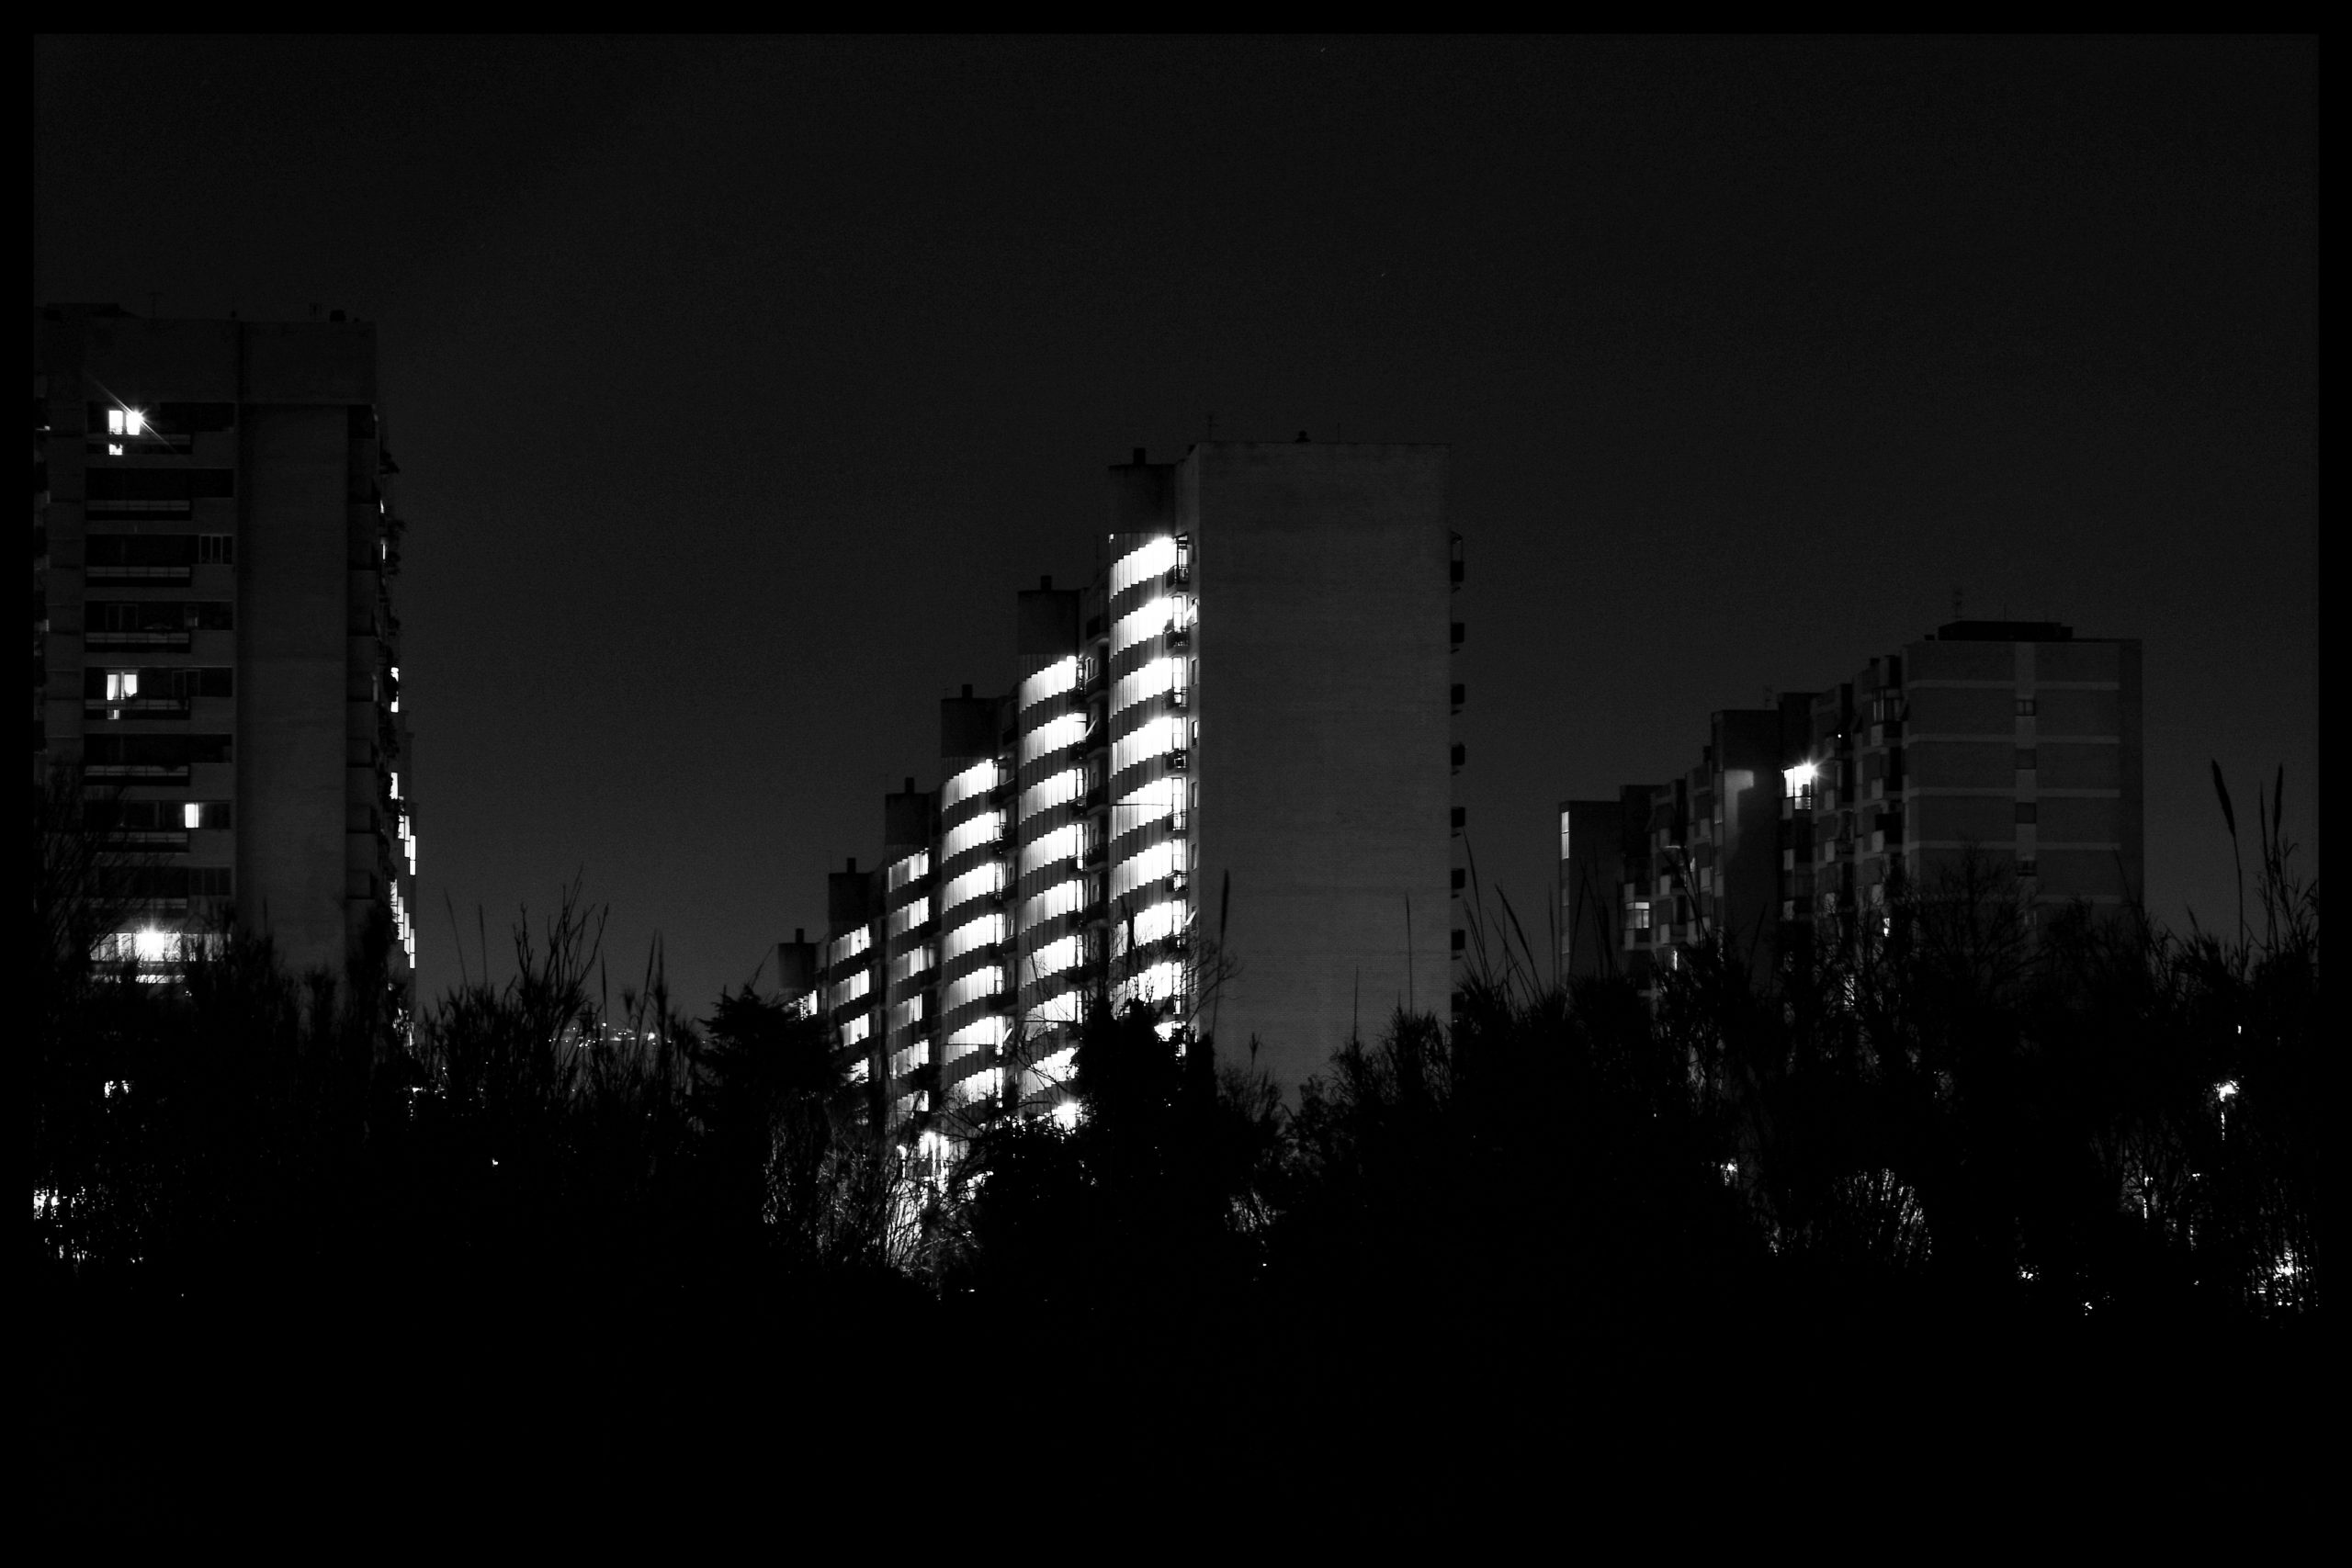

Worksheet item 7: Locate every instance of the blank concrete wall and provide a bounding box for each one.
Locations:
[239,406,350,976]
[1189,444,1452,1092]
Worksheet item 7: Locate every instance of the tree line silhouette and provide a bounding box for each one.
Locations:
[33,768,2318,1486]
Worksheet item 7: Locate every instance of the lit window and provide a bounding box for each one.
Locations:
[124,410,144,435]
[183,802,201,829]
[107,410,125,434]
[1108,536,1177,597]
[107,671,139,702]
[1628,901,1653,931]
[1018,656,1078,714]
[1018,768,1081,822]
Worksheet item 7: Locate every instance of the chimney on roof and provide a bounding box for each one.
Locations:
[846,858,857,874]
[961,683,973,699]
[1295,431,1310,442]
[1040,575,1052,591]
[795,928,804,943]
[1132,446,1147,465]
[904,776,914,794]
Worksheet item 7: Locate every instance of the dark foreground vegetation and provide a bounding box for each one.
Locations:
[34,779,2320,1505]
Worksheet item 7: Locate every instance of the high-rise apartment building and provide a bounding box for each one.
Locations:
[34,305,416,1000]
[793,441,1458,1139]
[1569,621,2142,987]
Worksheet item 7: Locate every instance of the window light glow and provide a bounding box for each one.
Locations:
[887,897,933,941]
[1125,899,1186,947]
[134,928,173,963]
[947,1016,1009,1054]
[1112,777,1185,837]
[942,811,1003,861]
[1119,959,1184,1007]
[1109,536,1177,597]
[1112,715,1182,774]
[887,945,935,987]
[1111,657,1177,717]
[1032,987,1083,1024]
[1052,1100,1082,1131]
[1022,880,1084,931]
[183,802,202,829]
[942,968,1005,1012]
[1031,1044,1078,1086]
[841,1013,871,1046]
[941,862,1006,913]
[941,910,1007,964]
[1019,769,1081,821]
[1029,935,1081,981]
[1020,824,1081,878]
[124,409,144,435]
[1112,596,1176,656]
[888,851,931,891]
[941,760,999,813]
[889,997,924,1031]
[1111,839,1184,900]
[1021,713,1086,762]
[1018,656,1078,713]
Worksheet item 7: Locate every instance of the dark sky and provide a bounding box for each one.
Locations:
[36,37,2317,1013]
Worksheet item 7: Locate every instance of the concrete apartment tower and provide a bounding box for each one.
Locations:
[1581,619,2143,992]
[1109,442,1457,1093]
[792,439,1459,1136]
[35,305,416,999]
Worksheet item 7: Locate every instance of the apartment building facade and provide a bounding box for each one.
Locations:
[35,305,416,1000]
[1577,621,2143,987]
[792,440,1459,1142]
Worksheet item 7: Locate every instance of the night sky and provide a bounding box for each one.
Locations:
[35,38,2317,1013]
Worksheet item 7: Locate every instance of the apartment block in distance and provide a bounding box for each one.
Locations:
[34,305,417,998]
[792,439,1459,1146]
[1570,620,2142,987]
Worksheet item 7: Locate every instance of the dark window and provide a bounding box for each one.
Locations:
[83,734,232,767]
[2015,802,2038,824]
[2016,748,2037,769]
[1451,742,1466,768]
[86,601,232,632]
[1451,807,1466,830]
[2016,697,2038,716]
[198,535,234,565]
[1450,621,1464,647]
[1451,868,1466,891]
[85,468,235,502]
[1450,930,1466,953]
[86,534,196,568]
[1451,682,1465,707]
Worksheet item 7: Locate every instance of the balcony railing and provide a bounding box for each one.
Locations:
[86,632,191,651]
[86,566,193,586]
[85,698,192,721]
